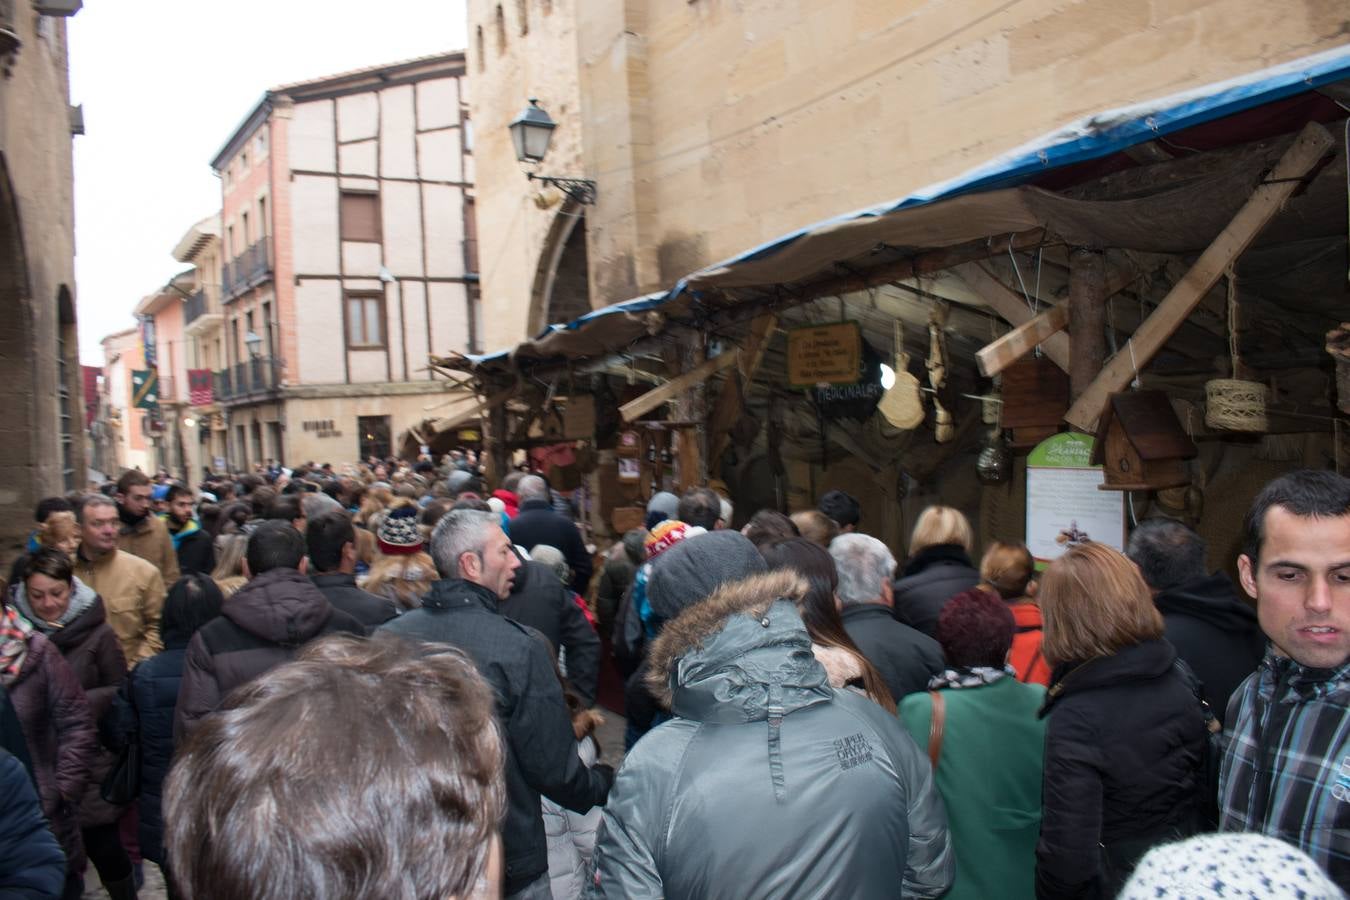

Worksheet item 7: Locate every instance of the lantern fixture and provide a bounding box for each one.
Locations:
[508,98,596,205]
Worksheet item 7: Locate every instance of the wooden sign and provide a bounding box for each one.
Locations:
[787,323,861,387]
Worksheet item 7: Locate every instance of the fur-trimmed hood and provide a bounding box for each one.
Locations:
[645,569,831,721]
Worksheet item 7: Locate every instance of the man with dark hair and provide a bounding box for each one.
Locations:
[306,512,398,630]
[174,520,364,743]
[1219,470,1350,883]
[509,475,592,595]
[115,468,180,586]
[379,509,611,900]
[818,489,862,533]
[1126,518,1263,723]
[677,486,724,531]
[75,493,166,663]
[166,636,507,900]
[162,484,215,576]
[265,493,305,533]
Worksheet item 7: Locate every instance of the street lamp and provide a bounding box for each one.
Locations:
[244,330,263,359]
[509,98,596,205]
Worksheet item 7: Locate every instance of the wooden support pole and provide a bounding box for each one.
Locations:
[619,350,736,423]
[954,262,1072,372]
[1068,247,1107,402]
[976,304,1069,377]
[1065,122,1334,432]
[708,313,778,462]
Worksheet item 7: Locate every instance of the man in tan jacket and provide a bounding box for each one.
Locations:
[76,493,166,663]
[115,469,180,586]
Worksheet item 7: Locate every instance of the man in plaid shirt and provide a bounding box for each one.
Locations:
[1220,469,1350,885]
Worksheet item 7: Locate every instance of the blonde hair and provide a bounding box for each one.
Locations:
[212,534,249,599]
[790,510,839,549]
[909,505,974,555]
[361,551,437,611]
[1038,542,1164,667]
[37,511,79,551]
[980,541,1036,600]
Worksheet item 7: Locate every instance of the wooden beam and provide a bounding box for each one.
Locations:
[619,350,737,423]
[954,262,1072,372]
[1068,248,1107,401]
[976,304,1069,377]
[1065,122,1334,432]
[708,314,778,461]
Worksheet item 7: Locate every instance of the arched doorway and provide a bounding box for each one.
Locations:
[0,152,38,554]
[528,203,591,335]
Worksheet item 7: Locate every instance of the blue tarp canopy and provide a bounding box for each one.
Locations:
[448,46,1350,377]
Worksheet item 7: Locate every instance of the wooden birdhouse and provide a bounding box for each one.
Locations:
[1090,390,1197,491]
[1000,356,1069,449]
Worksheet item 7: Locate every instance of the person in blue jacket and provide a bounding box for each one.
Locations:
[0,747,65,899]
[107,574,223,885]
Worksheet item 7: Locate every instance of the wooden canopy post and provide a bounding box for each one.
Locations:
[485,399,511,488]
[708,313,778,463]
[1065,122,1334,432]
[1069,247,1107,402]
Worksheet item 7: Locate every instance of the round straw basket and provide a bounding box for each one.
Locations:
[1204,379,1268,432]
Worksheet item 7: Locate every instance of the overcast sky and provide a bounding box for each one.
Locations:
[69,1,469,364]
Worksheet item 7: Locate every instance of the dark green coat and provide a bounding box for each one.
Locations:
[900,676,1046,900]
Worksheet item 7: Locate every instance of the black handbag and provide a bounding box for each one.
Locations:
[101,731,141,806]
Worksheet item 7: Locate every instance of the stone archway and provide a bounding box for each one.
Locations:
[0,152,38,556]
[527,203,591,335]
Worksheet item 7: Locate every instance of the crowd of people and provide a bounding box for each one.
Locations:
[0,455,1344,899]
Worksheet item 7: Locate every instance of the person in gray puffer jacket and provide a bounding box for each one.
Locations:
[589,531,953,899]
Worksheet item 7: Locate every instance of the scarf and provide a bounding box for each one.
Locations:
[927,665,1014,691]
[118,505,148,530]
[0,608,34,686]
[163,515,201,550]
[11,577,97,634]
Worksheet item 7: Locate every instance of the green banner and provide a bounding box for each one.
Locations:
[131,369,160,410]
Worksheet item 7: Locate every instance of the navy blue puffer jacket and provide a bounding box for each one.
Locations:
[109,647,185,865]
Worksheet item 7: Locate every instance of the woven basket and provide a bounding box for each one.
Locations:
[1204,379,1269,432]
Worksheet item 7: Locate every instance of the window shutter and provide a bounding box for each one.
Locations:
[340,192,381,243]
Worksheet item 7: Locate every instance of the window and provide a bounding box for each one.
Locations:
[258,196,268,237]
[463,115,473,153]
[345,293,385,348]
[241,149,249,171]
[340,191,381,243]
[516,0,528,35]
[495,4,506,55]
[241,210,251,246]
[358,416,392,460]
[476,26,485,72]
[255,131,267,156]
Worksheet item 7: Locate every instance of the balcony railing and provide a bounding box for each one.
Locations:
[222,239,273,301]
[213,356,281,402]
[185,289,208,324]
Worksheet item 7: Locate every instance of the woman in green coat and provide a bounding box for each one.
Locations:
[899,587,1046,900]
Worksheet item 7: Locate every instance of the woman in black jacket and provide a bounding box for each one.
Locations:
[1035,542,1206,899]
[892,505,980,637]
[109,574,223,896]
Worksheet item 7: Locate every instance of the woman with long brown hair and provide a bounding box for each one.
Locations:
[1036,542,1206,900]
[761,537,895,713]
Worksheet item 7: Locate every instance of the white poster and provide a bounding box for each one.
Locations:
[1025,433,1125,566]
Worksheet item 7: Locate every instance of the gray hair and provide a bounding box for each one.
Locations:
[516,474,548,502]
[429,510,502,579]
[300,492,342,520]
[77,493,117,523]
[829,533,896,607]
[528,544,570,585]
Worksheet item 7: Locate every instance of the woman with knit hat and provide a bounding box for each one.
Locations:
[359,502,436,610]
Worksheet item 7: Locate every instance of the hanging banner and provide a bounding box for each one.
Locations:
[130,369,159,410]
[139,317,157,369]
[1025,432,1125,568]
[187,369,214,406]
[787,322,861,387]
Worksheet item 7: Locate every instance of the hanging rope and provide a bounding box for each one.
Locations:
[1227,265,1242,379]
